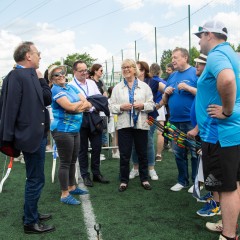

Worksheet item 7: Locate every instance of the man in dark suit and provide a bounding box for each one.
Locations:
[0,41,55,234]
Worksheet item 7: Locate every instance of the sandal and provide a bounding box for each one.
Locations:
[118,183,128,192]
[141,182,152,190]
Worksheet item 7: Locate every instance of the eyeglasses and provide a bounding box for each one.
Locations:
[31,51,41,57]
[52,70,65,77]
[121,66,132,70]
[76,69,87,74]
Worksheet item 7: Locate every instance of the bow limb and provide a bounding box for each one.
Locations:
[0,157,14,193]
[51,144,57,183]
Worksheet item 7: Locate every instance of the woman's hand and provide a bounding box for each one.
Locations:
[120,103,132,111]
[133,103,144,111]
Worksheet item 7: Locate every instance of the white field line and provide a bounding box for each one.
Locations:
[76,161,102,240]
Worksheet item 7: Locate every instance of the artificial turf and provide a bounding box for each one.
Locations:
[0,149,239,240]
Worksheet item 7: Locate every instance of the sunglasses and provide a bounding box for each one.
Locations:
[52,70,65,77]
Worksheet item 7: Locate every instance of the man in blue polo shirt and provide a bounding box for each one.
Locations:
[195,20,240,240]
[163,47,198,192]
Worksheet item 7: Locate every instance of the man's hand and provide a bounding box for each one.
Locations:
[187,126,199,139]
[207,104,227,119]
[178,82,189,91]
[164,86,175,95]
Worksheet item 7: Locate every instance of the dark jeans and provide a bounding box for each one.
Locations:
[171,121,198,186]
[23,137,47,225]
[79,127,102,178]
[51,131,80,191]
[118,128,148,183]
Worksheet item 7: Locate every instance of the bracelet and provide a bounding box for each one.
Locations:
[222,111,232,117]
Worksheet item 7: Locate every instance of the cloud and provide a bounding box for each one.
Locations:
[0,22,78,76]
[116,0,144,10]
[125,22,155,43]
[82,44,112,64]
[145,0,234,9]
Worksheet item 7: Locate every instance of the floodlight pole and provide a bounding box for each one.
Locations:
[188,5,191,60]
[135,40,137,61]
[105,60,108,84]
[155,27,157,63]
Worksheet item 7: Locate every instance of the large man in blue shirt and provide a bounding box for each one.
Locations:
[195,20,240,240]
[163,47,198,192]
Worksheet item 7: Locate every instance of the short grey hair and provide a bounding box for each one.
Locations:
[13,41,34,62]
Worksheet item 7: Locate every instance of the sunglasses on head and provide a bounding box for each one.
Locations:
[52,70,65,77]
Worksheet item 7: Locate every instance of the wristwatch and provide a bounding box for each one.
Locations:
[222,111,232,117]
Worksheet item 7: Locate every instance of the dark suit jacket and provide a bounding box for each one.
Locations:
[0,68,52,153]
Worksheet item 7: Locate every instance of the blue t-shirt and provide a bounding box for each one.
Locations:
[155,77,167,103]
[166,66,197,122]
[144,77,160,119]
[50,84,83,132]
[196,42,240,147]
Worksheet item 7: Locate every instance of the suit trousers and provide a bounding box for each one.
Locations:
[23,137,47,225]
[118,128,148,183]
[79,127,102,178]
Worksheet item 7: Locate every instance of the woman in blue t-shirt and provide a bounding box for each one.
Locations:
[49,65,92,205]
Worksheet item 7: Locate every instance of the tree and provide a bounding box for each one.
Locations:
[189,46,200,66]
[236,44,240,52]
[160,49,172,78]
[64,53,97,74]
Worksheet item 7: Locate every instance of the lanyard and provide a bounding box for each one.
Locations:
[124,78,139,127]
[74,77,89,97]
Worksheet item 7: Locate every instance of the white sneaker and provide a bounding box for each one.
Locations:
[149,169,159,180]
[129,169,139,179]
[170,183,185,191]
[112,152,120,159]
[20,158,25,164]
[206,220,223,232]
[188,185,203,193]
[100,154,106,161]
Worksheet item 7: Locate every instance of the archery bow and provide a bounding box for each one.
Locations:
[0,156,14,193]
[147,116,201,149]
[52,143,58,183]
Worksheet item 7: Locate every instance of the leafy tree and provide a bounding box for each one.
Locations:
[236,44,240,52]
[189,46,200,66]
[64,53,97,74]
[160,49,172,78]
[230,43,236,51]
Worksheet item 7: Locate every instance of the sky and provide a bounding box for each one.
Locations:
[0,0,239,77]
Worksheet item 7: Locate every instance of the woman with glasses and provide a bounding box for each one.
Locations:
[49,65,92,205]
[129,61,165,181]
[110,59,155,192]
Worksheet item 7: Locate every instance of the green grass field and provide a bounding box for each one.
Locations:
[0,149,239,240]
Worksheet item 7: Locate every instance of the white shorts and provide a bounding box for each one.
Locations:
[156,106,166,121]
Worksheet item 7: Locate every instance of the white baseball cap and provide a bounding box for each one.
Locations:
[194,20,228,38]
